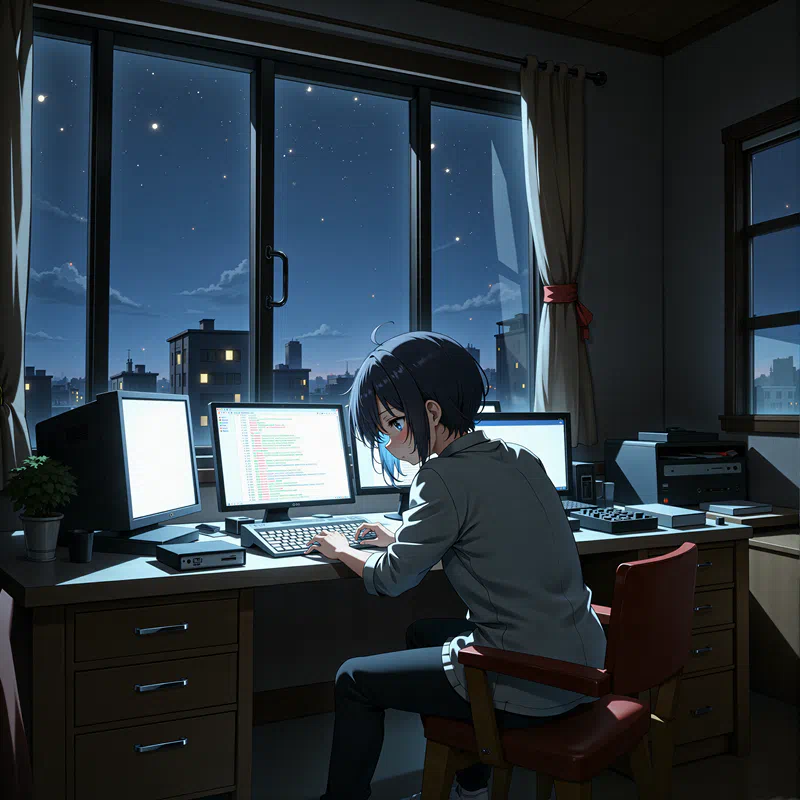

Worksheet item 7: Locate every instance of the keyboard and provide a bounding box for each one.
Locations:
[240,517,379,558]
[568,508,659,534]
[562,498,597,511]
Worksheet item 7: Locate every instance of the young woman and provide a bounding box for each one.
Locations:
[305,330,606,800]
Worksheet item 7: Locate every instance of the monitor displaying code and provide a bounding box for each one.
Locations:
[475,417,569,492]
[215,406,352,507]
[122,398,198,520]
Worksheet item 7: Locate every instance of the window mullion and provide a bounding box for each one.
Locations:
[410,87,431,331]
[86,28,113,402]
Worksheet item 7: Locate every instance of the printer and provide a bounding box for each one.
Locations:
[605,439,747,506]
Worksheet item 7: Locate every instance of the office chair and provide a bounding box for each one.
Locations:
[0,590,32,800]
[420,541,698,800]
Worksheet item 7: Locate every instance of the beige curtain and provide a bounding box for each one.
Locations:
[0,0,33,490]
[521,56,597,446]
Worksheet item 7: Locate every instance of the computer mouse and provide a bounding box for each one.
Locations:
[196,523,221,533]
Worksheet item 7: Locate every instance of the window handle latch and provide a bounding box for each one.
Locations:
[265,246,289,309]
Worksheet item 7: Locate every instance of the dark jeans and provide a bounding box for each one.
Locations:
[320,618,548,800]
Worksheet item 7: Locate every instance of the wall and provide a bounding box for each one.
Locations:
[663,0,799,507]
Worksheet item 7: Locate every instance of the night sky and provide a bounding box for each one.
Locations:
[27,34,799,408]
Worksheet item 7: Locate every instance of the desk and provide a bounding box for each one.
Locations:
[0,514,753,799]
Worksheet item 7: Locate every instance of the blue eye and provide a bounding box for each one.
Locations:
[391,419,404,432]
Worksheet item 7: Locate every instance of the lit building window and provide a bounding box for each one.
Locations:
[25,383,30,391]
[225,350,234,361]
[176,352,182,365]
[302,379,307,386]
[300,394,305,400]
[200,415,208,427]
[515,362,519,369]
[119,380,123,389]
[200,373,209,384]
[234,393,241,403]
[522,383,526,389]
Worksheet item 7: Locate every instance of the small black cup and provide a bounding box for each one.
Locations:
[69,529,95,563]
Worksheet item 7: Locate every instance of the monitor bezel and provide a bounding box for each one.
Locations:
[113,391,202,529]
[350,402,504,495]
[474,411,573,496]
[209,402,356,513]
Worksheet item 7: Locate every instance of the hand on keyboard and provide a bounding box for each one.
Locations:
[304,529,351,559]
[354,522,395,548]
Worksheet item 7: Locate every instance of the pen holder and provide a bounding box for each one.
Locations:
[69,530,95,563]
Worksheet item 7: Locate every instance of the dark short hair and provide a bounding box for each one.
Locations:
[350,330,488,474]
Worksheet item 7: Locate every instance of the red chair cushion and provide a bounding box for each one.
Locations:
[423,696,649,783]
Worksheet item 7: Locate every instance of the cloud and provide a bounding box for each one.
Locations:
[297,323,345,339]
[33,196,88,224]
[29,262,148,313]
[179,259,248,304]
[26,330,66,341]
[433,281,521,314]
[185,308,203,314]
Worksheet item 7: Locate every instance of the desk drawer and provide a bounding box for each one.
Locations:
[75,711,235,800]
[685,630,734,675]
[74,598,238,662]
[691,589,733,629]
[694,547,734,587]
[674,671,734,745]
[75,653,237,727]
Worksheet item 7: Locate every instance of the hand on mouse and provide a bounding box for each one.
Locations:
[354,522,395,548]
[304,529,349,559]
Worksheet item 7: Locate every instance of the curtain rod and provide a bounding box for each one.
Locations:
[213,0,608,87]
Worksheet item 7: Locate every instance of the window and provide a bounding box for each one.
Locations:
[26,35,92,447]
[431,104,531,411]
[176,353,182,366]
[200,373,209,384]
[200,415,208,427]
[722,101,799,433]
[234,393,241,402]
[225,350,234,361]
[272,79,410,406]
[108,49,251,444]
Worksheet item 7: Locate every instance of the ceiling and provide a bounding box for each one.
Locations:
[420,0,779,54]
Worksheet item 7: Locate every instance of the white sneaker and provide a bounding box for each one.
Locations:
[401,782,488,800]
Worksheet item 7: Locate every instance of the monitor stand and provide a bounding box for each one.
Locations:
[262,507,291,523]
[93,523,200,557]
[384,489,410,521]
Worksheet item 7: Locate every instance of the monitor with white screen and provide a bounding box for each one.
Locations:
[35,391,202,553]
[474,413,572,494]
[210,403,355,522]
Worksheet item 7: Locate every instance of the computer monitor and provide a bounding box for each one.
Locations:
[351,402,501,520]
[36,391,202,552]
[474,412,572,495]
[210,403,355,523]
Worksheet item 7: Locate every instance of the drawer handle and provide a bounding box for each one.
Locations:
[134,623,188,636]
[134,737,187,754]
[691,705,714,717]
[691,646,713,656]
[693,604,713,613]
[697,561,713,569]
[134,679,189,693]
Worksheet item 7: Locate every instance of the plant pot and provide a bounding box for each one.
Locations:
[20,514,64,562]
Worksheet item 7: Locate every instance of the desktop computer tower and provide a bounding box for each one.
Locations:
[571,461,595,503]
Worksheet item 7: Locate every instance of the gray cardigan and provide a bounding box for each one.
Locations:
[362,430,606,716]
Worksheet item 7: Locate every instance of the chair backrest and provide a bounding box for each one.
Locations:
[604,542,698,696]
[0,591,32,800]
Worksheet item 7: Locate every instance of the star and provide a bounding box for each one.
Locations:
[59,127,64,132]
[37,94,46,102]
[445,168,450,173]
[431,143,436,150]
[151,122,159,130]
[306,86,313,92]
[455,236,460,242]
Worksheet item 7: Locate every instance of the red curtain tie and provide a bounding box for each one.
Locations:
[543,283,593,341]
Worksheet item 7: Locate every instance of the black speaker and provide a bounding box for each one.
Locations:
[571,461,596,502]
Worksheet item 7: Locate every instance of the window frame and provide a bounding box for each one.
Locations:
[721,98,800,436]
[32,9,538,470]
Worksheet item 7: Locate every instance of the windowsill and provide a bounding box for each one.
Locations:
[719,415,800,435]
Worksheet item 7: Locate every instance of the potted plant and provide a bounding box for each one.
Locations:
[2,455,77,562]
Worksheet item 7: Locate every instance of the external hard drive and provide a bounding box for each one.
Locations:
[156,541,246,571]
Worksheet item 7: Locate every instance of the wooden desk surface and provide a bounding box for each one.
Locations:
[0,512,752,608]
